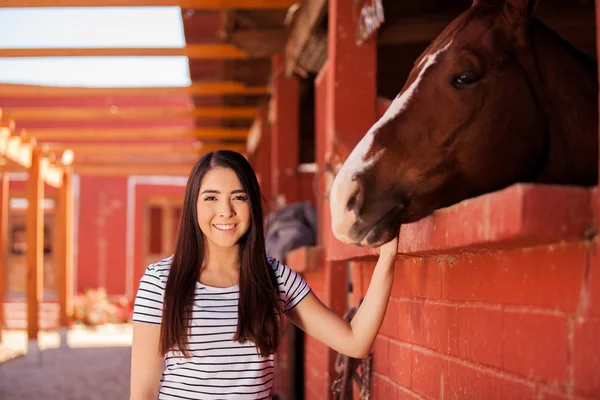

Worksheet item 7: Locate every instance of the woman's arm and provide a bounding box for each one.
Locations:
[130,322,164,400]
[286,237,398,359]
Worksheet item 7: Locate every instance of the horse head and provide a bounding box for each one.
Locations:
[330,0,598,247]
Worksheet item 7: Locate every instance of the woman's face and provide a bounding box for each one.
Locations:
[196,167,251,249]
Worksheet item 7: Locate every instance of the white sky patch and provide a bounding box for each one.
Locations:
[0,7,189,87]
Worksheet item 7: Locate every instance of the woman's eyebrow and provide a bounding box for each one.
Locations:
[200,189,246,195]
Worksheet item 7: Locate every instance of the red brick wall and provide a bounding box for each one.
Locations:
[348,241,600,399]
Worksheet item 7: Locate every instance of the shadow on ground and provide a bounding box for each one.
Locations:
[0,346,131,400]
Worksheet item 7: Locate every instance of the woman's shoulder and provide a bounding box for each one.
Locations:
[144,255,173,284]
[267,255,282,271]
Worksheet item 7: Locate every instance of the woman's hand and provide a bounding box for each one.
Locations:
[379,234,399,262]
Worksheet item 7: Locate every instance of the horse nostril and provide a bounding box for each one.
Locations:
[346,177,365,215]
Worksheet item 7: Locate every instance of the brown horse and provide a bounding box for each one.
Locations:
[329,0,598,247]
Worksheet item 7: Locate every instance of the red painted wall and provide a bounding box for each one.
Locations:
[357,240,599,400]
[132,183,186,294]
[76,175,128,295]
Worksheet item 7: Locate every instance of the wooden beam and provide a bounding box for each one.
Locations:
[0,44,248,59]
[2,106,259,121]
[0,82,270,97]
[285,0,327,76]
[73,164,198,176]
[56,169,73,335]
[27,127,248,140]
[0,172,7,343]
[62,143,204,154]
[68,142,243,162]
[0,0,295,8]
[228,29,288,59]
[26,149,46,345]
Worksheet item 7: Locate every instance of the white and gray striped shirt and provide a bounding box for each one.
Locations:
[132,255,311,400]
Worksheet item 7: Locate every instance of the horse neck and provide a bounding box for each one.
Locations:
[523,19,598,185]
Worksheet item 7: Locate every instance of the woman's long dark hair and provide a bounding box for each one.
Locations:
[160,150,282,357]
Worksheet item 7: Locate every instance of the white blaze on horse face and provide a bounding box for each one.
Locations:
[330,41,453,244]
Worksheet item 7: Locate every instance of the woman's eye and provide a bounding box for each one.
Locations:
[204,196,217,201]
[234,195,248,201]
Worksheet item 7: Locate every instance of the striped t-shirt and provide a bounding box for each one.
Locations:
[132,255,311,400]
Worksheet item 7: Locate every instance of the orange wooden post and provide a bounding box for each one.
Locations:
[26,149,45,353]
[56,168,73,346]
[254,106,272,207]
[270,53,300,207]
[0,172,8,343]
[317,0,378,394]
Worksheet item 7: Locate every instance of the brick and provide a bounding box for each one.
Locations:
[391,259,414,299]
[411,257,443,299]
[503,312,568,382]
[458,306,503,368]
[389,340,412,388]
[397,387,423,400]
[377,375,398,400]
[445,359,536,400]
[391,258,442,300]
[398,300,424,345]
[573,318,600,397]
[381,300,400,339]
[588,245,600,318]
[423,302,459,355]
[442,243,587,312]
[411,348,443,399]
[539,388,570,400]
[373,336,390,375]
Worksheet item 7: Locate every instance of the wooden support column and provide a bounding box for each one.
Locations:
[0,172,8,343]
[26,149,46,350]
[56,169,73,346]
[315,0,378,396]
[254,106,272,207]
[270,53,300,207]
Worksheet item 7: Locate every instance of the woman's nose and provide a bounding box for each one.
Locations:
[219,201,236,218]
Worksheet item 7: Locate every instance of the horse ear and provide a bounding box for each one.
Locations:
[472,0,539,20]
[471,0,504,8]
[503,0,539,21]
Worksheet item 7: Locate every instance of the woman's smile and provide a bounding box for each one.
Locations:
[213,223,237,232]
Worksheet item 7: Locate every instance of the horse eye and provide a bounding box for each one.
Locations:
[452,71,478,87]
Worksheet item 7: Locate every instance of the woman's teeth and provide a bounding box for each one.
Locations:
[214,224,236,231]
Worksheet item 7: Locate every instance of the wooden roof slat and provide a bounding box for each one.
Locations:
[0,44,248,59]
[0,82,269,97]
[25,127,249,140]
[73,164,196,176]
[3,106,259,120]
[0,0,295,8]
[59,143,203,154]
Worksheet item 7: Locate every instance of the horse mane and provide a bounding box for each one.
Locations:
[413,11,472,67]
[529,18,597,72]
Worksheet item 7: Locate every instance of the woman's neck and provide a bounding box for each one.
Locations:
[201,242,240,274]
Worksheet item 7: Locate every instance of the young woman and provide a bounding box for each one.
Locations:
[130,150,398,400]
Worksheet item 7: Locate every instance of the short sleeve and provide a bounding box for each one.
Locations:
[132,264,166,325]
[269,257,311,313]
